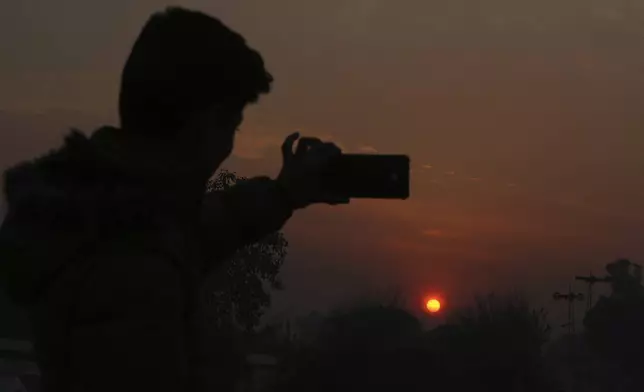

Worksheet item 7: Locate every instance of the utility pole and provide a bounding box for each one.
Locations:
[574,273,612,312]
[553,285,585,334]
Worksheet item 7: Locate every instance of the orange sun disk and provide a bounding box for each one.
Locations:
[426,298,441,313]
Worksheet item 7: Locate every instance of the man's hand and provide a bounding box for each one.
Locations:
[276,132,350,210]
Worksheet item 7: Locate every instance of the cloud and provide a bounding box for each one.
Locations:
[423,229,444,237]
[312,132,347,151]
[357,145,378,153]
[421,229,461,240]
[591,7,625,22]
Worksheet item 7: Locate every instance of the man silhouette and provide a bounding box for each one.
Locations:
[0,7,347,392]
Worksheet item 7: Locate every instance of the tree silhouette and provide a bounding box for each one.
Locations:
[204,170,288,331]
[427,293,553,392]
[584,259,644,376]
[275,300,429,392]
[270,294,556,392]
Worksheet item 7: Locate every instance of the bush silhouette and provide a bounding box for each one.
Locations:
[426,293,553,391]
[273,294,554,392]
[204,169,288,332]
[274,301,427,392]
[584,259,644,376]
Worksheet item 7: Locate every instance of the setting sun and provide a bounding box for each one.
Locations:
[426,298,441,313]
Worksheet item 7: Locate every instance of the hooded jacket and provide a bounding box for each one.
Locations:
[0,126,294,392]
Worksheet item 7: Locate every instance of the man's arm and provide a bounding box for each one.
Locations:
[198,176,294,271]
[197,133,348,274]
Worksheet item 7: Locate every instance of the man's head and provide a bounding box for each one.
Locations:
[119,7,272,172]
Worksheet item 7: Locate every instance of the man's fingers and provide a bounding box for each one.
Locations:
[282,132,300,162]
[295,137,323,157]
[322,142,342,158]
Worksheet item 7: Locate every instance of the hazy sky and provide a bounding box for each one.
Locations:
[1,0,644,323]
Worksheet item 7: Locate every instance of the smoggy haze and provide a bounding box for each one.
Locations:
[1,1,643,322]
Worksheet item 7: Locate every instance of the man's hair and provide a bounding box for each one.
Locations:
[119,7,273,135]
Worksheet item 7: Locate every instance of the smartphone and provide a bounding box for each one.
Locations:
[320,154,410,199]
